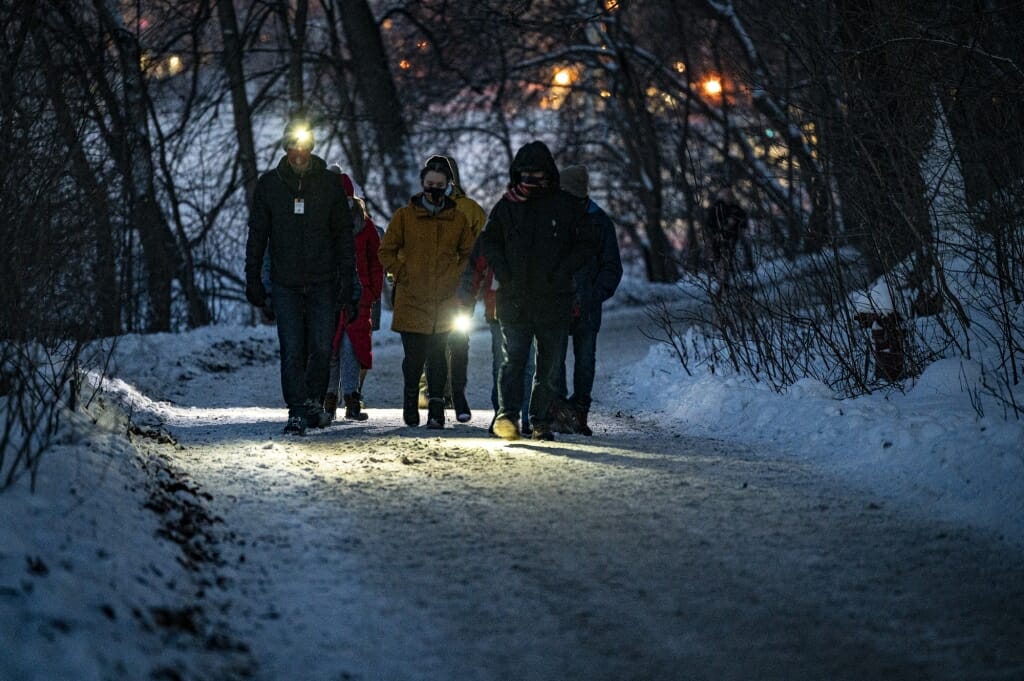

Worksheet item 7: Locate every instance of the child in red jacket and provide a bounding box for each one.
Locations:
[325,170,384,420]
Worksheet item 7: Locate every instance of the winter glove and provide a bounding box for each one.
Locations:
[245,275,267,307]
[342,291,361,323]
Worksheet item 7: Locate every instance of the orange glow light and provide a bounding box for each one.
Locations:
[553,68,573,86]
[703,77,722,96]
[399,59,411,70]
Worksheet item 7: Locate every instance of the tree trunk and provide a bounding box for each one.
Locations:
[216,0,259,204]
[832,0,933,280]
[336,0,415,212]
[288,0,308,111]
[321,0,369,188]
[94,0,182,331]
[597,15,679,282]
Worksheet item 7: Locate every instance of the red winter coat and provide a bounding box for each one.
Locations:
[332,217,383,368]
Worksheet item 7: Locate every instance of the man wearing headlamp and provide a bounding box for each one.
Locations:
[244,117,357,436]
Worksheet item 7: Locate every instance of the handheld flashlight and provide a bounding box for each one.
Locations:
[453,312,472,334]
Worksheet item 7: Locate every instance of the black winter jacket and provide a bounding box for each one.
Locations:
[481,141,595,327]
[572,199,622,333]
[245,155,355,292]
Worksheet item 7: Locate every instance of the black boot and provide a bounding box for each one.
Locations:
[452,391,471,423]
[323,393,339,421]
[344,392,368,421]
[575,406,593,436]
[426,397,445,429]
[403,386,420,426]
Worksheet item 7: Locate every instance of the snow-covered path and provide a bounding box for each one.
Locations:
[139,308,1022,680]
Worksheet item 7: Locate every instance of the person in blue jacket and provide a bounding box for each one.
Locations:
[553,165,623,436]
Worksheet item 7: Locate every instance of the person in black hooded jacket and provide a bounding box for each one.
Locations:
[244,119,356,435]
[481,140,595,441]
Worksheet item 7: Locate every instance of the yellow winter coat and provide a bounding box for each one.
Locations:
[452,191,488,239]
[379,195,475,334]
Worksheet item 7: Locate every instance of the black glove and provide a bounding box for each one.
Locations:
[339,288,360,322]
[246,275,267,307]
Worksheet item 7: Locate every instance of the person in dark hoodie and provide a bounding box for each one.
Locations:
[481,140,595,441]
[245,118,357,436]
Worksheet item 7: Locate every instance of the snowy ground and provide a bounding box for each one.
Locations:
[2,292,1023,680]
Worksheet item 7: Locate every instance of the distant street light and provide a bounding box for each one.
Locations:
[553,68,573,87]
[703,77,723,97]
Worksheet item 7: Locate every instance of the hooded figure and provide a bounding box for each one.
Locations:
[480,140,595,441]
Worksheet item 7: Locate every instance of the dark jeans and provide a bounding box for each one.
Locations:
[401,332,450,400]
[447,330,469,394]
[498,322,568,428]
[488,320,534,425]
[555,325,598,410]
[272,281,337,417]
[420,330,468,399]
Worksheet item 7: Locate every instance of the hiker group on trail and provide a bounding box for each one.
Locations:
[245,117,630,440]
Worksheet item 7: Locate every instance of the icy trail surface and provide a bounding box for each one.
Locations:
[116,308,1023,680]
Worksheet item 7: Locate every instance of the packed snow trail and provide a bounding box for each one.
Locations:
[143,307,1023,680]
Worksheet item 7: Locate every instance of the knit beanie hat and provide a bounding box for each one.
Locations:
[560,165,589,198]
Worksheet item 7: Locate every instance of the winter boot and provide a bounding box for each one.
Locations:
[575,405,593,437]
[283,415,307,436]
[323,393,339,421]
[548,399,577,434]
[453,391,472,423]
[426,397,445,429]
[492,414,521,441]
[344,392,368,421]
[304,399,331,429]
[531,423,555,441]
[403,386,420,427]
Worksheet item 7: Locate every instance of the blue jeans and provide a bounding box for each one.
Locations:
[327,333,361,396]
[555,325,598,410]
[498,322,568,428]
[272,281,337,417]
[488,320,533,425]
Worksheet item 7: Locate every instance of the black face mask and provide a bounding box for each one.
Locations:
[424,186,446,204]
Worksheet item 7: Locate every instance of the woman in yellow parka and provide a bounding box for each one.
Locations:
[379,156,475,429]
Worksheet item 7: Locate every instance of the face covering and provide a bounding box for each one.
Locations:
[424,186,446,204]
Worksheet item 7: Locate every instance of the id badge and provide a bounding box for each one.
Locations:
[294,198,305,215]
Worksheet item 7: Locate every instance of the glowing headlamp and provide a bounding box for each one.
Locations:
[286,125,313,149]
[453,312,472,334]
